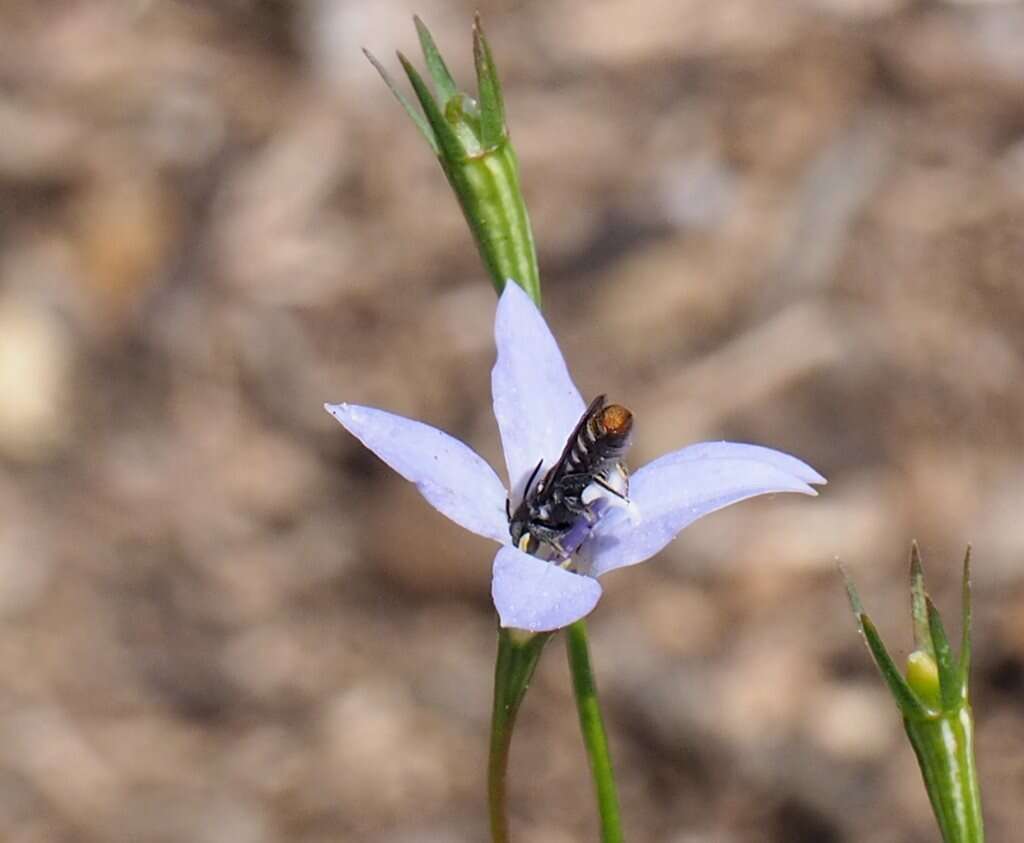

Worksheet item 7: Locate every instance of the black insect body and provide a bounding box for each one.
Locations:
[508,395,633,558]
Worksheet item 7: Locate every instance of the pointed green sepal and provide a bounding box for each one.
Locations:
[472,13,507,150]
[910,542,936,660]
[927,597,962,712]
[840,562,864,615]
[844,567,928,717]
[397,51,467,162]
[414,15,458,105]
[860,613,932,719]
[959,546,973,700]
[364,48,439,154]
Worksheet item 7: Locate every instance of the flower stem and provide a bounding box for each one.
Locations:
[488,628,549,842]
[566,620,625,842]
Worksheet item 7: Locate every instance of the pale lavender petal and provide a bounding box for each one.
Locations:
[492,546,602,631]
[584,447,822,577]
[325,403,509,544]
[655,441,826,485]
[491,282,586,498]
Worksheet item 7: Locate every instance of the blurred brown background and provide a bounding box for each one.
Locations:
[0,0,1023,840]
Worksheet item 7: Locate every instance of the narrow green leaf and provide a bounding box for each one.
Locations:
[397,51,466,162]
[910,542,936,659]
[927,597,959,712]
[860,614,930,719]
[363,48,439,154]
[473,13,506,149]
[414,15,458,105]
[959,546,973,700]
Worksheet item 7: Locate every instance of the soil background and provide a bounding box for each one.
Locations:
[1,1,1023,841]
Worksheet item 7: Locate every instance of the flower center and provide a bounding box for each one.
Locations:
[507,395,634,563]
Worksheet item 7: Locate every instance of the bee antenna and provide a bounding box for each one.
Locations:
[525,459,543,493]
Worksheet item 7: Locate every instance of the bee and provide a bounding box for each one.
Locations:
[508,395,633,558]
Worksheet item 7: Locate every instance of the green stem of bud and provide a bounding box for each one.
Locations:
[439,138,541,304]
[904,705,985,843]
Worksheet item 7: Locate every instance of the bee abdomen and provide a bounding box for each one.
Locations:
[566,402,632,474]
[593,404,632,463]
[600,404,632,440]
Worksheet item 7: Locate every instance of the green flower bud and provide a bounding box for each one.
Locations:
[365,15,540,303]
[844,546,984,843]
[906,649,942,711]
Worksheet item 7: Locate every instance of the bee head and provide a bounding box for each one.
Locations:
[507,507,539,553]
[508,505,526,546]
[599,404,633,441]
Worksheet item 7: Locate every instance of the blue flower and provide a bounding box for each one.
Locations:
[326,283,824,632]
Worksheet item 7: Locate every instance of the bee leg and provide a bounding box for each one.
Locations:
[551,473,595,515]
[526,522,573,559]
[516,533,536,554]
[591,469,629,501]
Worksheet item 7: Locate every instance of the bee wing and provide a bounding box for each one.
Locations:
[534,394,606,501]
